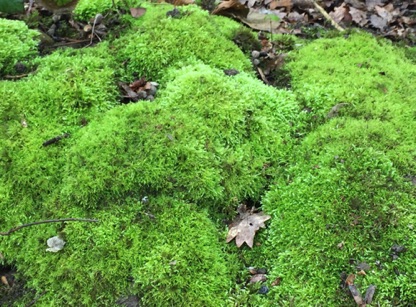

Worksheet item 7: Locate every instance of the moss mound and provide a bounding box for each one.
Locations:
[288,32,416,174]
[112,4,252,81]
[1,3,416,306]
[0,18,39,76]
[0,5,297,304]
[262,144,416,305]
[62,64,297,209]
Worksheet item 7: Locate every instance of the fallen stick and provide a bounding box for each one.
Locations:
[310,0,345,32]
[0,218,99,236]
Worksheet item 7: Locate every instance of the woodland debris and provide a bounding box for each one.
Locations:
[0,218,98,236]
[226,204,271,248]
[119,77,159,103]
[42,133,70,147]
[213,0,416,42]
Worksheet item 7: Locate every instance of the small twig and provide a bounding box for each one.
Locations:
[3,73,30,80]
[310,0,345,32]
[42,133,70,147]
[0,218,99,236]
[256,66,269,84]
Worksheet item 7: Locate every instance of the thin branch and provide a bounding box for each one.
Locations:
[0,218,99,236]
[310,0,345,32]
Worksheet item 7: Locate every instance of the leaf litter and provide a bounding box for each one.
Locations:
[226,204,271,248]
[213,0,416,42]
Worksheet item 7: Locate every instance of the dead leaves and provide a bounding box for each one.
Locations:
[226,204,270,248]
[341,272,376,306]
[213,0,416,40]
[119,77,159,103]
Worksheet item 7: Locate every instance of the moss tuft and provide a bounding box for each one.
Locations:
[112,4,253,81]
[0,18,39,76]
[262,144,416,304]
[62,64,298,210]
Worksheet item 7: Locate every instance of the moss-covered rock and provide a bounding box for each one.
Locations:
[0,18,39,76]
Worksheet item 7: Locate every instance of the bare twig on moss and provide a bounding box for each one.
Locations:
[0,218,99,236]
[42,133,70,147]
[310,0,345,32]
[3,73,30,80]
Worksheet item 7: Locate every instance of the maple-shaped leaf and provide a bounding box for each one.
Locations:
[226,204,271,248]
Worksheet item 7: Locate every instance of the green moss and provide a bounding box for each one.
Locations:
[1,3,416,306]
[61,64,298,210]
[74,0,117,20]
[0,43,118,220]
[1,197,235,305]
[112,4,253,81]
[262,144,416,305]
[288,32,416,174]
[0,18,39,75]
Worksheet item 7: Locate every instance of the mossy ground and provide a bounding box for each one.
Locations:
[0,2,415,306]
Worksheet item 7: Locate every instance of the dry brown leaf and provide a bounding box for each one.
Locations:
[226,204,271,248]
[249,273,267,283]
[365,0,385,11]
[349,284,364,305]
[329,3,349,24]
[370,14,387,29]
[350,7,368,26]
[374,5,393,23]
[1,275,9,287]
[268,0,292,10]
[212,0,249,16]
[130,7,146,18]
[345,273,355,286]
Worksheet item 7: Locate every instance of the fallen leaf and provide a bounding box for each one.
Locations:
[374,5,393,23]
[364,285,376,304]
[337,241,344,249]
[345,273,355,286]
[357,269,366,276]
[249,273,267,283]
[365,0,386,11]
[271,276,282,286]
[226,204,271,248]
[349,7,368,26]
[329,3,349,23]
[129,7,146,18]
[46,236,65,252]
[212,0,249,16]
[268,0,291,10]
[370,14,387,29]
[1,275,9,287]
[349,284,364,305]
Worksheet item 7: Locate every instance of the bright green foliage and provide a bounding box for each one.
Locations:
[288,32,416,174]
[112,4,253,81]
[62,63,298,210]
[1,4,416,306]
[74,0,117,20]
[1,197,235,305]
[0,43,118,226]
[0,18,39,75]
[262,144,416,305]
